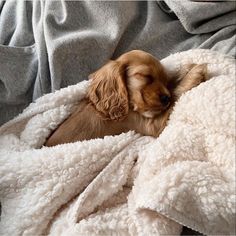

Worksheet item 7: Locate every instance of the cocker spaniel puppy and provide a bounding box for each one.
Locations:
[45,50,207,146]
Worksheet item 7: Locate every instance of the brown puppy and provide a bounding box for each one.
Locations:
[45,50,207,146]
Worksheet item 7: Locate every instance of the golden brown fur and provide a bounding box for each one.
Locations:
[45,50,207,146]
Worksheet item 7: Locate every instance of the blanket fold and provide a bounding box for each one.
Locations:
[0,49,235,235]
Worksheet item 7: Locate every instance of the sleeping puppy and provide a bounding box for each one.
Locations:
[45,50,207,146]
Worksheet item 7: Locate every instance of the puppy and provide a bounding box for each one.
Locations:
[45,50,207,146]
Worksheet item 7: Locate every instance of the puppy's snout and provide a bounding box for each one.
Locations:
[160,94,170,107]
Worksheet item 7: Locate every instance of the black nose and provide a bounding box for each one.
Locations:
[160,94,170,107]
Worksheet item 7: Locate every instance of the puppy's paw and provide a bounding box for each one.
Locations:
[190,64,208,83]
[183,63,208,89]
[174,64,209,97]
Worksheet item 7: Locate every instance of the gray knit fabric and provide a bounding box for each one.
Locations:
[0,0,235,125]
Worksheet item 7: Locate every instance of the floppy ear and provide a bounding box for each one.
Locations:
[88,60,129,121]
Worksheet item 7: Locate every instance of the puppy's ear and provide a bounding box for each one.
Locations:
[88,60,129,121]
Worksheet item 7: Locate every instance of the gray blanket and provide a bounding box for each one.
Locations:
[0,0,235,125]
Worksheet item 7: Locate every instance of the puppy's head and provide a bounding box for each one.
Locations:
[88,50,171,120]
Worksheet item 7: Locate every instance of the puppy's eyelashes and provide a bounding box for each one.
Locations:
[127,75,147,90]
[132,72,153,82]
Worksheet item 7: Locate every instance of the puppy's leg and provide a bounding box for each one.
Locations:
[174,64,208,98]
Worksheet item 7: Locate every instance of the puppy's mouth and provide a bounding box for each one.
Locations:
[141,103,171,118]
[141,110,162,118]
[132,102,170,118]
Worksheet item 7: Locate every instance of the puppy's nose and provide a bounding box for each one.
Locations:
[160,94,170,107]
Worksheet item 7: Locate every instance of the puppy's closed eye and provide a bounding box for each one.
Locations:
[134,73,154,85]
[127,75,147,90]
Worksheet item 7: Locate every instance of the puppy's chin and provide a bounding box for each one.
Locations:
[142,110,161,118]
[132,104,162,118]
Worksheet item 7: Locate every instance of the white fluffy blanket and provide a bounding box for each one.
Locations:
[0,49,235,236]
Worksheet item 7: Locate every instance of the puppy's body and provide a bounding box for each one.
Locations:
[46,100,130,145]
[45,50,208,147]
[45,100,168,146]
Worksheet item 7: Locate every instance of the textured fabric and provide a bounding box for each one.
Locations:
[0,0,235,125]
[0,49,235,236]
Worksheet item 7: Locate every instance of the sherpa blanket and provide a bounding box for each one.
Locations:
[0,49,235,236]
[0,1,235,125]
